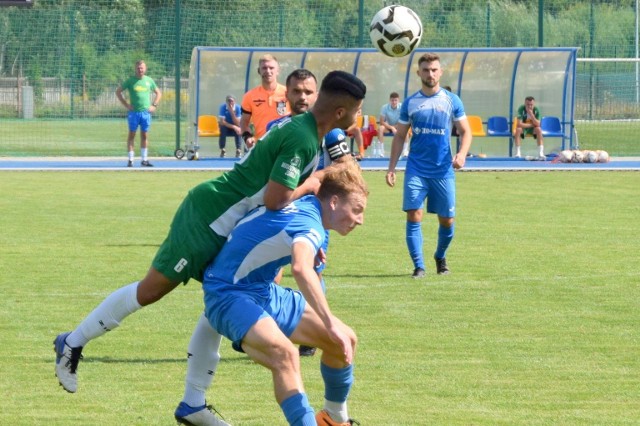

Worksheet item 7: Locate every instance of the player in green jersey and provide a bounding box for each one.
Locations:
[54,70,366,425]
[116,59,162,167]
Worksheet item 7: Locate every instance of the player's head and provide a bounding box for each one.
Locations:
[417,53,442,89]
[524,96,536,108]
[318,160,368,236]
[314,71,367,130]
[285,69,318,115]
[257,54,280,84]
[135,60,147,77]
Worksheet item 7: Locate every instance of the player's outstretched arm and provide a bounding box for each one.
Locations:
[291,242,352,364]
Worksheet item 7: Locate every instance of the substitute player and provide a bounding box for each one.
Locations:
[115,59,162,167]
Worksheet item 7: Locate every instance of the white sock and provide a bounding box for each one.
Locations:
[66,282,142,348]
[324,400,349,423]
[128,151,134,161]
[515,146,521,157]
[379,141,385,156]
[182,312,223,407]
[141,147,148,161]
[539,145,545,156]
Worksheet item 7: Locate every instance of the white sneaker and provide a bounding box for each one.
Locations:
[54,332,83,393]
[175,402,230,426]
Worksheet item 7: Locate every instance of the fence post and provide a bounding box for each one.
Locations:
[175,0,181,151]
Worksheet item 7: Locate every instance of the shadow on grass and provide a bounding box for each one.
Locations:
[324,273,409,279]
[104,244,161,248]
[50,356,254,365]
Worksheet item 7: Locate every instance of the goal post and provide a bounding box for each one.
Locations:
[574,57,640,156]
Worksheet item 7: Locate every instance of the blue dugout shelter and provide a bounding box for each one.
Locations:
[188,47,578,158]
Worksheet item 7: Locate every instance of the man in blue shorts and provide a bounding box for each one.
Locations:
[385,53,472,278]
[202,161,368,425]
[54,70,366,425]
[115,59,162,167]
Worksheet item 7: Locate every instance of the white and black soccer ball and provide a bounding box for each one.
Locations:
[370,5,423,58]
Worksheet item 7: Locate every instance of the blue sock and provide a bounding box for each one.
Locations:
[280,392,315,426]
[406,221,424,269]
[434,223,454,260]
[321,363,354,403]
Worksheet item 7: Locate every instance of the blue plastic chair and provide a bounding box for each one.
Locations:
[486,116,511,137]
[540,116,564,137]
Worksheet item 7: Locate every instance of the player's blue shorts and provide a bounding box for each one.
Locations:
[403,174,456,217]
[203,281,306,349]
[127,110,152,132]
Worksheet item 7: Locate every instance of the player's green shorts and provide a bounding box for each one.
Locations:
[522,127,535,137]
[152,194,226,284]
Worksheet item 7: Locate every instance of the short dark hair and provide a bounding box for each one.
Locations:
[418,53,440,66]
[286,69,317,87]
[320,71,366,100]
[525,96,535,102]
[390,92,400,99]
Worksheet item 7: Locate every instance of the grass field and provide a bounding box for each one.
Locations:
[1,170,639,425]
[1,119,639,157]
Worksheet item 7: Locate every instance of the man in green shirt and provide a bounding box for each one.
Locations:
[513,96,545,159]
[54,70,366,425]
[116,60,162,167]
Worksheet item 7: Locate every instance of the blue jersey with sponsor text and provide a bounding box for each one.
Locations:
[203,195,325,287]
[399,88,466,178]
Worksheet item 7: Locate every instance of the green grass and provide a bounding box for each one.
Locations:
[1,119,640,157]
[1,171,639,425]
[0,119,180,157]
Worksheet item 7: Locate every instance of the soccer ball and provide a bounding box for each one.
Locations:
[584,150,598,163]
[572,150,584,163]
[559,150,574,163]
[370,5,423,58]
[597,150,610,163]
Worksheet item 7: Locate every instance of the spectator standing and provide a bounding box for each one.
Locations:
[240,54,289,149]
[115,59,162,167]
[218,95,242,158]
[513,96,545,159]
[386,53,472,279]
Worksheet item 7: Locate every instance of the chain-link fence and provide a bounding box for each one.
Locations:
[1,0,638,156]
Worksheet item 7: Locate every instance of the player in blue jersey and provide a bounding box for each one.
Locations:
[202,161,368,425]
[385,53,472,278]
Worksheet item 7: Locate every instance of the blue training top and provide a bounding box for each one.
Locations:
[203,195,326,287]
[399,88,466,179]
[218,102,242,124]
